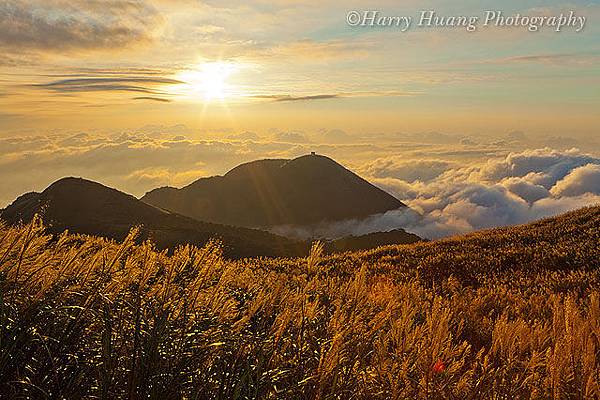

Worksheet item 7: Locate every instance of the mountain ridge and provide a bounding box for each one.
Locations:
[142,154,405,228]
[0,177,420,258]
[0,177,309,258]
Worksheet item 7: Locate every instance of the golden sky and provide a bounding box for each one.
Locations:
[1,0,599,138]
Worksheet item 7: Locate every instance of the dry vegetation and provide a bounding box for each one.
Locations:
[1,206,599,399]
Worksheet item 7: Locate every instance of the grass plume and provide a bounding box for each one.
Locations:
[0,206,599,399]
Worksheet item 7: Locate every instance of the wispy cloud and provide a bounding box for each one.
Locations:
[32,77,182,94]
[253,94,339,102]
[252,91,419,102]
[133,96,172,103]
[486,53,600,66]
[45,67,174,77]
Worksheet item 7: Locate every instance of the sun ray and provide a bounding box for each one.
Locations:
[176,62,239,102]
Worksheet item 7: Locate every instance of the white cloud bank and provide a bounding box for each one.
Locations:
[275,148,600,240]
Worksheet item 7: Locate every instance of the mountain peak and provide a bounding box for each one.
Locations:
[223,159,287,179]
[45,177,113,195]
[142,154,405,228]
[282,153,342,169]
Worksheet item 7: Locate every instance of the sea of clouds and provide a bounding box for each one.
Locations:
[273,148,600,239]
[1,130,599,240]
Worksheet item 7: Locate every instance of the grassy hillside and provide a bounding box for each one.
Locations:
[0,206,599,399]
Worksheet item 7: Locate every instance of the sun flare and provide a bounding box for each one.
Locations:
[178,62,238,102]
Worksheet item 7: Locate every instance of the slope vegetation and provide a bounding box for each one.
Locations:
[0,206,598,399]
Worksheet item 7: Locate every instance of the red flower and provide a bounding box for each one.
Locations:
[432,359,446,374]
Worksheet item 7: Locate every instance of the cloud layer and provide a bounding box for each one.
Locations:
[354,148,600,239]
[273,148,600,240]
[1,130,598,241]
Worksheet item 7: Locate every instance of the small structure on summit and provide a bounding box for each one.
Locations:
[310,151,316,156]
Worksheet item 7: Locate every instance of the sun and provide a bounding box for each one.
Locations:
[178,62,238,101]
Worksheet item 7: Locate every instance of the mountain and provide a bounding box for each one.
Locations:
[0,177,308,259]
[328,229,422,253]
[141,154,405,228]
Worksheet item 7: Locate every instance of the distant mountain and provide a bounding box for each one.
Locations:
[142,154,405,228]
[0,178,308,259]
[329,229,422,253]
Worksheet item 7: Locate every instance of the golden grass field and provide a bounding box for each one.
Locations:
[1,206,599,399]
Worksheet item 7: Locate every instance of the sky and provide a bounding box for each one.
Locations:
[1,0,599,135]
[1,0,599,238]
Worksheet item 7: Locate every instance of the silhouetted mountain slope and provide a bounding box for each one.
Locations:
[0,178,308,259]
[141,154,405,228]
[328,229,422,253]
